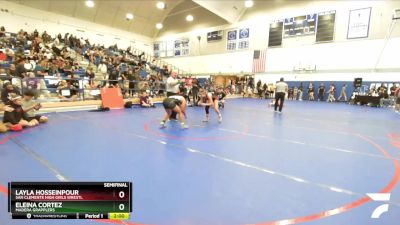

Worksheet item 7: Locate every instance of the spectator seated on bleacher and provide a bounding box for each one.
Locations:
[57,80,78,101]
[8,63,16,77]
[139,91,155,108]
[160,65,170,77]
[23,73,41,98]
[0,26,5,38]
[0,50,6,61]
[1,25,171,103]
[85,66,95,85]
[5,48,14,61]
[84,81,101,100]
[0,66,8,82]
[149,59,157,70]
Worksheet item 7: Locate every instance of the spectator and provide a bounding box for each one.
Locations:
[0,104,14,133]
[43,48,53,60]
[1,82,21,104]
[390,83,397,97]
[21,90,48,124]
[390,83,398,105]
[24,58,36,72]
[0,50,6,61]
[57,80,78,101]
[231,80,236,94]
[2,93,35,128]
[15,58,27,78]
[97,60,108,86]
[149,59,157,70]
[5,48,14,61]
[298,82,303,101]
[161,65,170,77]
[119,65,128,93]
[139,91,155,108]
[23,73,41,97]
[192,77,200,105]
[308,82,315,101]
[108,65,119,87]
[8,64,16,77]
[395,86,400,113]
[318,83,325,101]
[0,66,8,82]
[378,83,388,98]
[288,87,294,100]
[0,66,6,78]
[85,66,95,85]
[125,68,137,97]
[34,60,48,77]
[179,81,191,105]
[269,83,275,99]
[263,83,268,99]
[215,87,226,108]
[338,84,347,101]
[186,75,193,90]
[257,79,262,98]
[293,86,298,100]
[327,84,336,102]
[0,26,5,38]
[369,87,378,96]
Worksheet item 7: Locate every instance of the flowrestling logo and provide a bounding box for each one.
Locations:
[367,193,391,219]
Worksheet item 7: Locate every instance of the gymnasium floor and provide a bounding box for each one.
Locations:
[0,98,399,225]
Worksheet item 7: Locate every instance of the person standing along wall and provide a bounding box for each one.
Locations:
[318,83,325,101]
[395,86,400,113]
[308,82,315,101]
[327,84,336,102]
[338,84,347,101]
[298,82,303,101]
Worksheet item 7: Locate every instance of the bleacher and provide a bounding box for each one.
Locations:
[0,28,191,110]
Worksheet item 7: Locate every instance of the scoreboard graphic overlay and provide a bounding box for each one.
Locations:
[8,182,132,220]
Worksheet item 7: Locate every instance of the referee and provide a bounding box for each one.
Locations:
[166,72,182,119]
[274,78,288,113]
[166,72,180,97]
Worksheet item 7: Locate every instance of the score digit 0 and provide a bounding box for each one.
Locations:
[119,191,125,199]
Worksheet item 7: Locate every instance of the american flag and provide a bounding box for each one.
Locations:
[252,50,267,73]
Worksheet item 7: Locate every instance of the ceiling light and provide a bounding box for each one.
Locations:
[156,1,166,10]
[85,0,95,8]
[244,0,254,8]
[186,15,194,22]
[156,23,163,29]
[126,13,134,20]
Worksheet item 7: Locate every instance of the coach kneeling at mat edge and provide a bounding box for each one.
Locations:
[274,78,288,113]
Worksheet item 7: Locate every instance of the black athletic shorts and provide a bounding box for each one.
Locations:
[26,115,42,122]
[163,98,177,110]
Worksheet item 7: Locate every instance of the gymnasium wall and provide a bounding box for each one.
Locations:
[254,72,398,98]
[254,72,399,84]
[0,1,153,52]
[157,1,400,75]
